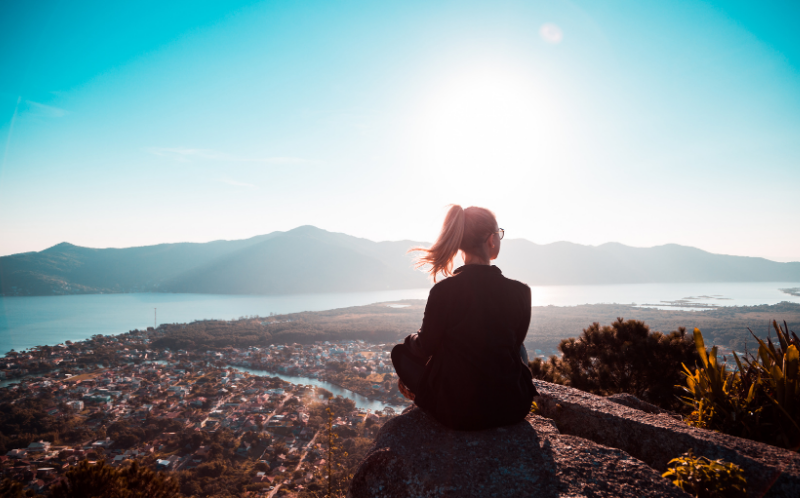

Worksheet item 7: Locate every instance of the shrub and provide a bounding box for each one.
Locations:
[48,460,180,498]
[662,449,746,498]
[529,318,699,410]
[679,322,800,450]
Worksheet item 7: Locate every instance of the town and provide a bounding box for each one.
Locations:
[0,327,408,497]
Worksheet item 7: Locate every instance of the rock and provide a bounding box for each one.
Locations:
[348,406,689,498]
[535,380,800,498]
[605,393,670,415]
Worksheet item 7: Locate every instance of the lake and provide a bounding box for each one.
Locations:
[1,282,798,355]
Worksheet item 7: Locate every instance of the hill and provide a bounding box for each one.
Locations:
[0,226,428,296]
[1,226,799,296]
[496,239,800,285]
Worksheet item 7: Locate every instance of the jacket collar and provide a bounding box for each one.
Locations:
[453,264,502,275]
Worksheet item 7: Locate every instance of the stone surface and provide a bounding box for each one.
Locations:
[349,407,689,498]
[605,393,671,416]
[535,380,800,498]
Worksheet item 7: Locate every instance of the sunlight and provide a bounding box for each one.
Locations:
[411,62,567,175]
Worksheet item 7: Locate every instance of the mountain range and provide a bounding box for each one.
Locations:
[1,226,798,296]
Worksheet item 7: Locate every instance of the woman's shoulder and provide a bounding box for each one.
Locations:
[438,265,529,294]
[501,275,531,296]
[495,270,531,299]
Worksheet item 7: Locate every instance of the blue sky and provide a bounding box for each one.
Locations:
[1,0,799,261]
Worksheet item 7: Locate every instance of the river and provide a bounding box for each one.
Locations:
[229,365,409,412]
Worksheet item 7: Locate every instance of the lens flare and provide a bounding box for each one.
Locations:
[539,23,563,44]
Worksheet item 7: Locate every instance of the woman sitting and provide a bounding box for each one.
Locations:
[391,205,537,431]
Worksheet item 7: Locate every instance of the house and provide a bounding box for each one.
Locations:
[92,438,114,449]
[27,441,51,453]
[7,449,28,459]
[66,400,84,411]
[252,472,274,484]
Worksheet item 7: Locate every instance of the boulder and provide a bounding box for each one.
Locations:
[535,380,800,498]
[349,406,689,498]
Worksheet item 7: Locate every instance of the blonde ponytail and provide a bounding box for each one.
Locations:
[410,205,497,282]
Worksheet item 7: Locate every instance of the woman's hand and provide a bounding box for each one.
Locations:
[398,379,415,401]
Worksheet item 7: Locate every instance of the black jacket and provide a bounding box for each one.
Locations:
[403,264,537,430]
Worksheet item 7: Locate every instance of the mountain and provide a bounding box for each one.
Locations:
[162,226,428,294]
[495,240,800,285]
[0,226,428,296]
[1,227,798,296]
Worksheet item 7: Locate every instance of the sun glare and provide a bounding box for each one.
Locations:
[411,63,566,175]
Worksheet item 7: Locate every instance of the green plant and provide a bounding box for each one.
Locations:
[662,449,746,498]
[679,323,800,450]
[746,321,800,447]
[679,328,761,437]
[529,319,699,410]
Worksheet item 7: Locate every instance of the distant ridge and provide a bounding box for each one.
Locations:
[496,240,800,285]
[1,226,798,296]
[0,226,428,296]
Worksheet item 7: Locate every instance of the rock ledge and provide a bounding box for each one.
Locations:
[349,405,689,498]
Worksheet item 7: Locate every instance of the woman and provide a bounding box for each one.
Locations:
[391,205,537,431]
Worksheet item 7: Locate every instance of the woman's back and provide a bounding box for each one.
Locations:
[401,264,536,430]
[392,204,537,430]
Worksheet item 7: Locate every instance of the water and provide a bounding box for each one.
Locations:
[0,289,430,355]
[229,365,408,412]
[1,282,799,355]
[529,281,800,310]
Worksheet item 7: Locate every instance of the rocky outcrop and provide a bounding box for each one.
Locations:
[535,381,800,498]
[349,406,690,498]
[350,381,800,498]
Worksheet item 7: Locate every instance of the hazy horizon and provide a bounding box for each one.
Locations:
[2,1,799,261]
[2,224,799,264]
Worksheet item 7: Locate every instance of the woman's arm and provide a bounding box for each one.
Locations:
[517,285,532,347]
[402,284,448,359]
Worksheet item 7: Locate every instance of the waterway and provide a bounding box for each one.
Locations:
[1,282,799,355]
[0,288,430,355]
[230,365,409,413]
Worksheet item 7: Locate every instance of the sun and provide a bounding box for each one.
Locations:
[410,63,565,174]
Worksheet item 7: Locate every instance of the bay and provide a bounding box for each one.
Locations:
[1,282,799,355]
[0,289,430,355]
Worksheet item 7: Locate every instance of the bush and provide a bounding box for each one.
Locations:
[662,449,746,498]
[679,322,800,449]
[529,318,699,410]
[48,460,180,498]
[196,461,226,478]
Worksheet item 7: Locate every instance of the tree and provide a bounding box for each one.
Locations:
[530,318,699,411]
[0,479,28,498]
[48,461,180,498]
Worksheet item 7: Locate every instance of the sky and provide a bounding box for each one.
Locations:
[1,0,799,261]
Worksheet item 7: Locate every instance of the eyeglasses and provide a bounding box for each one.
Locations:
[488,229,504,241]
